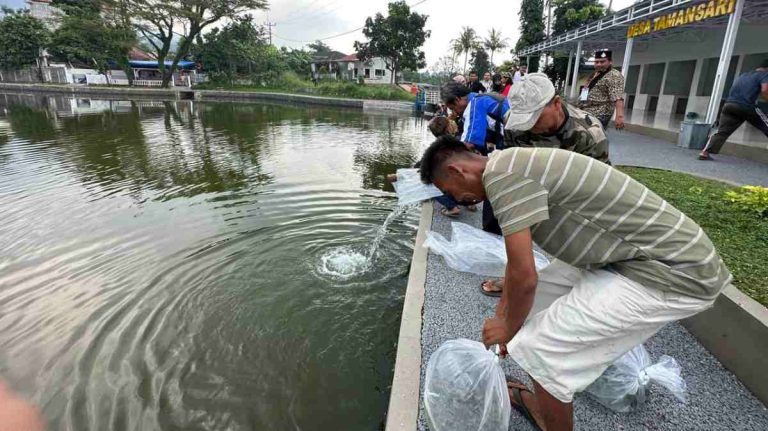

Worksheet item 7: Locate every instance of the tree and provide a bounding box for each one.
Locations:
[281,47,312,77]
[430,54,455,80]
[456,26,478,75]
[49,4,135,81]
[0,8,51,79]
[192,16,267,84]
[544,0,606,90]
[470,47,491,76]
[117,0,268,88]
[497,60,517,75]
[353,1,430,85]
[307,40,333,57]
[514,0,545,72]
[483,28,508,68]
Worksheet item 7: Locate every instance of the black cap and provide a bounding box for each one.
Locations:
[595,49,612,60]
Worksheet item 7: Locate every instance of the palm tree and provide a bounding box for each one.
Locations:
[449,38,463,75]
[457,27,478,74]
[483,28,509,68]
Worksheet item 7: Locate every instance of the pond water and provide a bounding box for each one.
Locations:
[0,93,429,430]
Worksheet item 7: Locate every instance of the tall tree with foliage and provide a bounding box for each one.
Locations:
[456,26,478,75]
[307,40,333,57]
[544,0,606,90]
[50,2,135,81]
[116,0,268,88]
[353,1,430,85]
[470,47,491,76]
[281,47,312,77]
[0,8,51,79]
[191,15,267,84]
[514,0,545,72]
[483,28,508,68]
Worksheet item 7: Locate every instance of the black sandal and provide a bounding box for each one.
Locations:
[508,381,543,431]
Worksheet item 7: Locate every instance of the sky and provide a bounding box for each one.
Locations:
[2,0,638,69]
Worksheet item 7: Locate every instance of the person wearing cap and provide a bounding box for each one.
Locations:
[505,72,610,163]
[418,135,731,431]
[478,72,611,294]
[578,49,626,130]
[698,59,768,160]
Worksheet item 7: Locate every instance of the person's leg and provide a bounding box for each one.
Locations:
[743,106,768,138]
[598,115,610,130]
[506,268,715,429]
[701,103,746,157]
[434,194,460,217]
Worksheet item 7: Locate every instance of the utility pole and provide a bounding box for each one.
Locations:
[264,19,276,45]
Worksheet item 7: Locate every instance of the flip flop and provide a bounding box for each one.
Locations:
[698,154,712,160]
[440,208,460,218]
[479,280,503,297]
[466,204,478,212]
[507,380,543,431]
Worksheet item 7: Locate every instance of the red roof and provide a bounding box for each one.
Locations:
[339,54,358,62]
[129,47,156,61]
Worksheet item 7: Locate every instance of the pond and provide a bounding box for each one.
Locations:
[0,93,428,430]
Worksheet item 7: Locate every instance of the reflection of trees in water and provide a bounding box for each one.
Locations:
[1,94,277,203]
[353,115,423,191]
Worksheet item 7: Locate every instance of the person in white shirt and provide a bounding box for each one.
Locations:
[481,71,493,92]
[513,65,527,84]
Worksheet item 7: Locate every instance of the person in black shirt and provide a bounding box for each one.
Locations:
[467,70,486,93]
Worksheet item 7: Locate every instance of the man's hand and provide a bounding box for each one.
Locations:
[385,173,398,183]
[615,115,625,130]
[482,316,515,347]
[464,142,476,151]
[0,381,45,431]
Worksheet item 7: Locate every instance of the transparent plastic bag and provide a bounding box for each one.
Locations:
[585,344,687,412]
[423,221,550,277]
[392,168,443,206]
[424,339,510,431]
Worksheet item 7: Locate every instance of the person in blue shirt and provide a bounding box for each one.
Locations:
[440,81,510,155]
[699,59,768,160]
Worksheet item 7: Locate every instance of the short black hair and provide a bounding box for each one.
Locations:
[469,70,478,75]
[420,134,471,184]
[440,81,471,104]
[760,59,768,69]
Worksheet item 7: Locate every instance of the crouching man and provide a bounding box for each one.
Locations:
[419,135,731,431]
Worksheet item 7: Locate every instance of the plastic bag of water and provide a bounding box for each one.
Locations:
[424,339,510,431]
[392,168,443,206]
[585,344,687,412]
[423,221,550,277]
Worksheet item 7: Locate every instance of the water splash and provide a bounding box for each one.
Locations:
[317,204,413,280]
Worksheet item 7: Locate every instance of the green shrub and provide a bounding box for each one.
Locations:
[724,186,768,217]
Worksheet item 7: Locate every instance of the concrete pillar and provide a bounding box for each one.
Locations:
[569,40,583,100]
[705,0,745,124]
[564,50,574,95]
[621,38,633,77]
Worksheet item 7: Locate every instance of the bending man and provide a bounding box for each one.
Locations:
[419,135,730,431]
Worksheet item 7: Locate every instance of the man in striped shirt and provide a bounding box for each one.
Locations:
[419,135,730,431]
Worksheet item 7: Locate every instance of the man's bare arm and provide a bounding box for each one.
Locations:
[614,99,625,129]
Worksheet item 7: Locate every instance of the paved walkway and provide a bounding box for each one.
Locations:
[416,134,768,430]
[607,130,768,186]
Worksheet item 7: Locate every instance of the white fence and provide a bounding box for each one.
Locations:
[0,67,68,84]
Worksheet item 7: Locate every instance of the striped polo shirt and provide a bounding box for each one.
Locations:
[483,147,731,299]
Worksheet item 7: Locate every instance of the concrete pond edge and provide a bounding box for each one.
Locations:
[0,82,414,113]
[385,202,432,431]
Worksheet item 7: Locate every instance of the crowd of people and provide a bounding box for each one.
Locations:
[408,50,754,431]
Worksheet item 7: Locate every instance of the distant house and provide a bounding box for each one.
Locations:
[26,0,61,30]
[309,52,399,85]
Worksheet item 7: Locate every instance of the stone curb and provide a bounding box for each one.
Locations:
[385,202,433,431]
[0,83,414,112]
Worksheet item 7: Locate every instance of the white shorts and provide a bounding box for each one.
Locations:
[507,259,715,403]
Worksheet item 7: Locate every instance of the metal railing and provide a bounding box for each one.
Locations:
[517,0,695,55]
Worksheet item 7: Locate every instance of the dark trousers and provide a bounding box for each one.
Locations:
[482,200,502,235]
[596,115,611,130]
[435,195,457,210]
[704,103,768,154]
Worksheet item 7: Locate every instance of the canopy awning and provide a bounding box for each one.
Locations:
[518,0,768,56]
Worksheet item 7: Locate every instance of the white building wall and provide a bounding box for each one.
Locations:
[615,23,768,150]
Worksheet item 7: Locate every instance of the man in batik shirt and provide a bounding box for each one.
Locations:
[579,49,626,130]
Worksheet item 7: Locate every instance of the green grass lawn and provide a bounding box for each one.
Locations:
[619,167,768,307]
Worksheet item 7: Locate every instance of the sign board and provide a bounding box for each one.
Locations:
[627,0,737,39]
